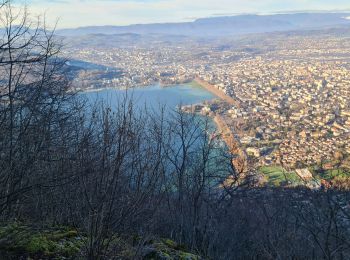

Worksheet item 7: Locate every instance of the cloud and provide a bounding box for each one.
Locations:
[19,0,350,28]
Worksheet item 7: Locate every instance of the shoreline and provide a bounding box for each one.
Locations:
[81,79,247,174]
[193,78,241,107]
[77,80,193,94]
[192,78,247,173]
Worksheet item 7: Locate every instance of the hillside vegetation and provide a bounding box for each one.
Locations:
[1,1,350,259]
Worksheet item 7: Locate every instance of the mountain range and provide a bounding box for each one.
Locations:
[57,13,350,38]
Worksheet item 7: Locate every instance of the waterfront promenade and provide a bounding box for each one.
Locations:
[194,77,240,108]
[193,77,247,174]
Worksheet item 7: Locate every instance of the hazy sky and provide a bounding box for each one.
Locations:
[21,0,350,28]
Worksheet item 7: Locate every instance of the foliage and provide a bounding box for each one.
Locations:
[0,223,84,259]
[1,1,350,260]
[143,239,200,260]
[319,168,349,181]
[0,224,202,260]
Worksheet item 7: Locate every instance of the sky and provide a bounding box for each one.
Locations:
[19,0,350,28]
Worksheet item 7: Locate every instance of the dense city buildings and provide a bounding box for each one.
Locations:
[63,29,350,185]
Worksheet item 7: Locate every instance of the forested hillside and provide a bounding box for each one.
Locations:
[1,1,350,259]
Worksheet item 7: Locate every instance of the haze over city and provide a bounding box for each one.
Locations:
[22,0,350,28]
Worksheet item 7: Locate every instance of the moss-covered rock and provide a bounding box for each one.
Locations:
[0,222,85,259]
[142,239,201,260]
[0,223,202,259]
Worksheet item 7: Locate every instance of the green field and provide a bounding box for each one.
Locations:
[260,166,350,187]
[259,166,303,186]
[316,168,350,181]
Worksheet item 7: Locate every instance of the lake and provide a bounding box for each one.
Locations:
[82,81,228,181]
[83,82,215,111]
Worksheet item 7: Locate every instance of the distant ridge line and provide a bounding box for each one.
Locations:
[57,13,350,37]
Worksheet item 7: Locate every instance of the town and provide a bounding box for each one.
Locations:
[63,30,350,187]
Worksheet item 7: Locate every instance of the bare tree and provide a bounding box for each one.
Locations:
[0,0,75,219]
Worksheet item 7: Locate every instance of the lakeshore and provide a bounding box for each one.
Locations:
[194,78,240,108]
[82,79,247,174]
[191,78,248,174]
[82,82,215,109]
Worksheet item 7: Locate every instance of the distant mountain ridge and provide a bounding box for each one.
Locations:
[57,13,350,37]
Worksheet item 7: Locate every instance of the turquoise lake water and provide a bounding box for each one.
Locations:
[82,82,227,179]
[83,83,215,111]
